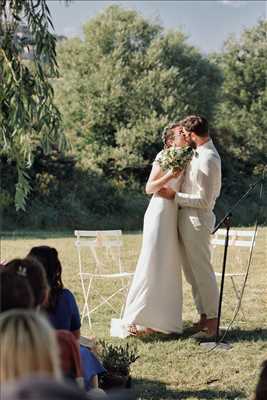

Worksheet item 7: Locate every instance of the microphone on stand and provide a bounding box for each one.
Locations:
[201,170,265,350]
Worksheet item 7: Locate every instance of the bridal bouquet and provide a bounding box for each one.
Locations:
[158,146,194,172]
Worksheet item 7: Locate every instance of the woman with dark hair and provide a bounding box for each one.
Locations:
[5,258,48,308]
[27,246,81,338]
[0,268,34,312]
[27,245,105,391]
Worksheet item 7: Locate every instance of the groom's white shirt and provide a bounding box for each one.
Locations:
[175,139,221,231]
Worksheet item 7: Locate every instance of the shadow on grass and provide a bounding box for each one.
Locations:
[131,324,267,345]
[133,378,246,399]
[224,327,267,343]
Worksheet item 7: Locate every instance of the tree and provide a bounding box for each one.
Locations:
[210,20,267,224]
[0,0,67,210]
[214,20,267,168]
[55,5,222,188]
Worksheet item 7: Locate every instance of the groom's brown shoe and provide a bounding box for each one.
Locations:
[191,329,217,340]
[205,318,218,336]
[191,317,218,339]
[192,314,207,332]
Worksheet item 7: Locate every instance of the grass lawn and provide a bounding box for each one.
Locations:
[1,227,267,399]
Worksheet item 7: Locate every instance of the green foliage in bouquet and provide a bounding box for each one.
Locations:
[158,146,194,172]
[99,340,139,377]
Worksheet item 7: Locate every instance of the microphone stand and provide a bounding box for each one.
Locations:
[200,174,264,350]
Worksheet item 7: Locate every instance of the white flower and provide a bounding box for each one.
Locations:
[158,146,193,172]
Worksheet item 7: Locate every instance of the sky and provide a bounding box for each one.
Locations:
[48,0,266,54]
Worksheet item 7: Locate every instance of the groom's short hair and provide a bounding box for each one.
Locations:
[180,115,209,137]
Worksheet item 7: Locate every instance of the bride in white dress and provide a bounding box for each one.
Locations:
[121,125,185,336]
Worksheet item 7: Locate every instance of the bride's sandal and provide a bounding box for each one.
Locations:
[128,324,138,336]
[128,325,155,337]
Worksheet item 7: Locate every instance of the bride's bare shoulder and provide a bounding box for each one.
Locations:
[153,150,164,163]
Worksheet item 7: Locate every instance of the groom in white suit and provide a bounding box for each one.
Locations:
[159,115,221,338]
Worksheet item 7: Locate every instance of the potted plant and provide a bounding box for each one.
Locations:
[98,340,139,390]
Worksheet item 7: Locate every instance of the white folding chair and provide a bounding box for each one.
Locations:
[74,230,134,328]
[211,229,256,319]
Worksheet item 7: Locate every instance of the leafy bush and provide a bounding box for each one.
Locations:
[99,340,139,376]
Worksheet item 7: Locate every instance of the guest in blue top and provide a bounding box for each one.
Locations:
[48,287,81,335]
[27,245,105,391]
[27,246,80,337]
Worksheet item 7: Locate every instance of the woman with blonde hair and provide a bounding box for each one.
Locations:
[0,309,62,383]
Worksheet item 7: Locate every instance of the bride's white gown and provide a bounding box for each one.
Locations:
[121,157,183,335]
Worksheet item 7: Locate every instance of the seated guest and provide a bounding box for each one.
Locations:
[27,245,105,391]
[56,330,83,387]
[5,258,48,308]
[254,360,267,400]
[1,259,84,388]
[0,309,62,383]
[0,268,34,312]
[27,246,80,336]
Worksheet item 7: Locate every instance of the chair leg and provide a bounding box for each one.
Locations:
[80,276,87,323]
[80,276,93,328]
[91,286,125,314]
[88,279,132,317]
[80,275,133,326]
[231,276,246,320]
[85,278,93,328]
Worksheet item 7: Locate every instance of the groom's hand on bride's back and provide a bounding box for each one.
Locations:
[158,187,175,199]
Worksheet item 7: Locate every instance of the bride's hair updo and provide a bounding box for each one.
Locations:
[162,122,181,148]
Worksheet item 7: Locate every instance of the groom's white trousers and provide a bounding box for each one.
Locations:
[178,208,219,319]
